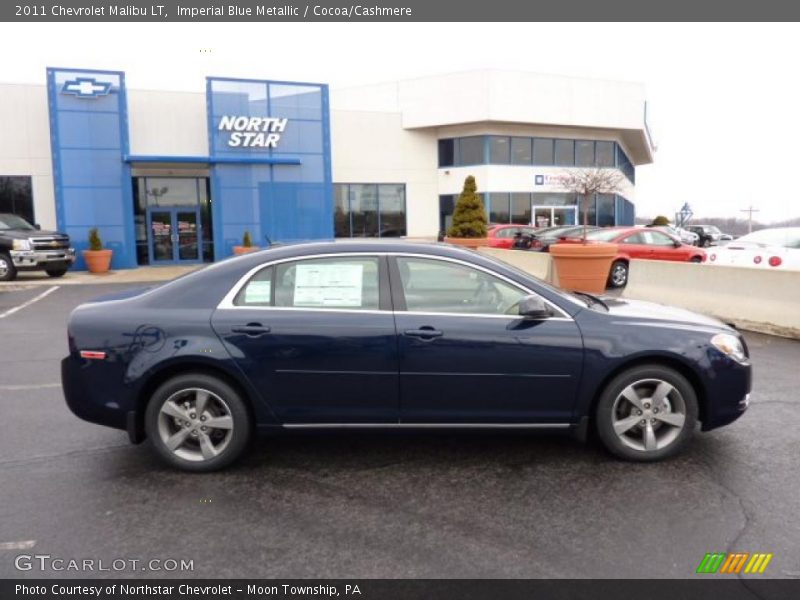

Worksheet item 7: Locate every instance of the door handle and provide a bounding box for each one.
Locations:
[404,327,443,340]
[231,323,271,337]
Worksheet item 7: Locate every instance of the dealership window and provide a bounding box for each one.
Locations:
[489,136,511,164]
[511,193,532,224]
[0,176,34,224]
[554,139,575,166]
[438,139,455,167]
[596,194,616,226]
[532,138,555,165]
[510,137,532,165]
[457,136,485,165]
[487,192,510,224]
[334,184,407,238]
[575,140,595,166]
[616,145,635,183]
[596,141,615,167]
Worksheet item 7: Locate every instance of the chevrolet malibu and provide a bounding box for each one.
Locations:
[62,241,751,471]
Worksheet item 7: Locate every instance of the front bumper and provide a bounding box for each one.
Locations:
[11,248,76,268]
[701,359,752,431]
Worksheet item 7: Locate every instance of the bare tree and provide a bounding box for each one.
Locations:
[559,168,626,241]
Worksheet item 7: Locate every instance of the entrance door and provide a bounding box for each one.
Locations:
[532,206,578,228]
[147,207,201,264]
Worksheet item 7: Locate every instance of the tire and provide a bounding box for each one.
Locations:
[0,252,17,282]
[145,373,251,472]
[689,256,703,263]
[595,365,698,462]
[608,260,628,288]
[45,268,68,278]
[702,239,711,248]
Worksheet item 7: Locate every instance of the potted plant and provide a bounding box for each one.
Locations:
[82,227,113,274]
[233,230,259,255]
[444,175,489,249]
[549,168,624,293]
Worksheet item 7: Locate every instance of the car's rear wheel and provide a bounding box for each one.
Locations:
[608,260,628,288]
[0,252,17,281]
[690,256,703,263]
[46,268,68,278]
[595,365,698,461]
[145,373,251,472]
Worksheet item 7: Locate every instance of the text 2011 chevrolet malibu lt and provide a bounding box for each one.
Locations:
[62,242,751,471]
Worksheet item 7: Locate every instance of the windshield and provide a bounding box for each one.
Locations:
[0,214,35,230]
[737,228,800,248]
[584,228,625,242]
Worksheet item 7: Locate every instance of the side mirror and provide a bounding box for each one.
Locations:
[674,240,682,247]
[518,294,553,319]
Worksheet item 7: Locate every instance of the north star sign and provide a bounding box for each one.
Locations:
[218,115,289,148]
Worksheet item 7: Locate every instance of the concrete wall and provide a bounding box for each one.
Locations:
[331,109,440,238]
[623,260,800,339]
[477,247,555,283]
[0,83,56,229]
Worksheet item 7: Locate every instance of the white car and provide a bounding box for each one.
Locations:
[707,227,800,270]
[651,225,699,246]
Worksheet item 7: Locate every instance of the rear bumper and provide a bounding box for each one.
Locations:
[61,355,128,432]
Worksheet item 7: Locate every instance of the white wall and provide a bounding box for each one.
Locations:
[127,89,208,157]
[0,84,56,228]
[331,109,440,238]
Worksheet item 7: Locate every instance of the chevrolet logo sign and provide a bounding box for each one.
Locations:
[61,77,112,98]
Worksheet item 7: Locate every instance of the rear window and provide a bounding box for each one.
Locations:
[584,228,625,242]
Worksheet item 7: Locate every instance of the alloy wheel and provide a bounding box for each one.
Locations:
[0,257,8,278]
[610,378,687,452]
[157,388,234,461]
[611,263,628,287]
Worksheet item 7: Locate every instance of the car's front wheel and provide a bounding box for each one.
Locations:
[608,260,628,288]
[145,373,251,472]
[595,365,698,461]
[0,252,17,281]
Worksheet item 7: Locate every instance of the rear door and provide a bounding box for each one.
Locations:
[390,255,583,424]
[618,232,654,259]
[212,254,399,424]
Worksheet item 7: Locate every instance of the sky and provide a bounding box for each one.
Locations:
[1,22,798,224]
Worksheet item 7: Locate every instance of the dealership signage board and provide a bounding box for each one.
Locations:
[217,115,289,148]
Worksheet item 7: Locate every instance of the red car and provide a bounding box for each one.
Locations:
[556,226,706,287]
[487,224,538,249]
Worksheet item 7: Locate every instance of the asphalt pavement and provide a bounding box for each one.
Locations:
[1,283,799,579]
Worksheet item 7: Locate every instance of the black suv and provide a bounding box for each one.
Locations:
[687,224,722,247]
[0,213,75,281]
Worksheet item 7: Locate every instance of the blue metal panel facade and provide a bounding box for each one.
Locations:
[46,68,137,270]
[207,78,333,257]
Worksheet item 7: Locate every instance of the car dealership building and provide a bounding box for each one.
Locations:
[0,68,653,269]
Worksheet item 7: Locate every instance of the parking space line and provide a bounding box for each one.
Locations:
[0,540,36,551]
[0,286,59,319]
[0,384,60,390]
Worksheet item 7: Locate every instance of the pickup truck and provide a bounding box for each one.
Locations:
[0,213,75,281]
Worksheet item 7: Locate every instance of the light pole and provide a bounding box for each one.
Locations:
[740,205,760,234]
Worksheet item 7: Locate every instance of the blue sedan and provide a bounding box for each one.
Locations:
[62,241,751,471]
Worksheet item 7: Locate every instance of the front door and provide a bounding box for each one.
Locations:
[390,256,583,424]
[211,254,399,424]
[147,207,201,264]
[533,206,578,228]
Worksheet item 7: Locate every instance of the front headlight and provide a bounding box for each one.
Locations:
[711,333,747,362]
[12,239,32,251]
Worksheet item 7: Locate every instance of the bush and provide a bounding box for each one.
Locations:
[88,228,103,251]
[651,215,671,226]
[447,176,487,238]
[242,231,253,247]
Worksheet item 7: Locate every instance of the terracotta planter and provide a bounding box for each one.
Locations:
[233,246,260,255]
[443,237,489,249]
[82,249,113,274]
[549,242,617,293]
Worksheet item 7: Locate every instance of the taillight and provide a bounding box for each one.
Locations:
[753,256,762,264]
[80,350,106,360]
[769,256,782,267]
[710,254,716,261]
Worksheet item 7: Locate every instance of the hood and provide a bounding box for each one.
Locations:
[601,296,733,332]
[0,228,66,240]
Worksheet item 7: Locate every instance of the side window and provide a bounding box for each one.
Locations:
[621,233,643,244]
[645,231,676,246]
[396,257,527,316]
[275,256,380,310]
[234,257,380,310]
[234,266,273,306]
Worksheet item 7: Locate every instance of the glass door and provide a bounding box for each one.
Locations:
[532,206,579,228]
[148,210,174,263]
[147,208,202,264]
[533,207,553,228]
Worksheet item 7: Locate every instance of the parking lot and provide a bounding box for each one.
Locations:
[1,281,799,579]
